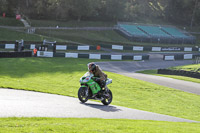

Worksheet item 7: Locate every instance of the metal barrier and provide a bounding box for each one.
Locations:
[42,39,56,52]
[194,56,200,64]
[15,39,24,52]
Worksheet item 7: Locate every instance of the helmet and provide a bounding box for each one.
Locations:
[88,62,96,72]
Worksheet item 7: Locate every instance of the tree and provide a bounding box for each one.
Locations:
[164,0,198,25]
[0,0,7,12]
[67,0,100,21]
[190,0,200,27]
[104,0,127,21]
[0,0,199,27]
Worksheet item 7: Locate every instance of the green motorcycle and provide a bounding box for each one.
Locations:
[78,72,113,105]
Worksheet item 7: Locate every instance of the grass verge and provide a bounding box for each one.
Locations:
[36,29,198,47]
[30,20,115,27]
[0,58,200,121]
[0,17,23,27]
[137,64,200,84]
[36,29,131,45]
[0,118,199,133]
[0,28,49,41]
[169,64,200,72]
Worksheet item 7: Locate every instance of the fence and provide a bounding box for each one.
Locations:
[194,56,200,64]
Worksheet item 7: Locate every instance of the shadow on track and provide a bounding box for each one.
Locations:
[81,103,122,112]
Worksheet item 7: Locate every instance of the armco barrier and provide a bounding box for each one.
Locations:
[142,55,150,60]
[1,42,199,52]
[54,53,65,57]
[38,51,149,61]
[78,53,89,59]
[122,55,133,60]
[157,69,200,79]
[101,55,111,59]
[0,51,32,58]
[163,53,200,61]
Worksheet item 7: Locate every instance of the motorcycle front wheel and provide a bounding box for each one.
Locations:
[78,87,89,103]
[101,89,112,105]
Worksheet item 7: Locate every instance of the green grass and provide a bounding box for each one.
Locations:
[0,58,200,121]
[0,17,23,27]
[0,118,200,133]
[30,20,115,27]
[137,70,200,83]
[137,64,200,83]
[169,64,200,72]
[0,28,42,41]
[36,29,132,45]
[0,28,65,41]
[36,29,199,46]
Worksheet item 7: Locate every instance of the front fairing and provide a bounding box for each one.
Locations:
[80,72,94,83]
[83,72,94,77]
[79,72,101,94]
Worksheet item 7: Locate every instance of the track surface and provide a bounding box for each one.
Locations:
[0,88,197,123]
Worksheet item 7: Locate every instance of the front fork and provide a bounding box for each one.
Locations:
[103,86,110,98]
[85,87,89,96]
[104,86,109,92]
[81,86,89,97]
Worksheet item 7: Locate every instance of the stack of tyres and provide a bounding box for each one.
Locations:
[0,52,32,58]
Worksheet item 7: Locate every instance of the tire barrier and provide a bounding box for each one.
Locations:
[0,51,32,58]
[157,69,200,79]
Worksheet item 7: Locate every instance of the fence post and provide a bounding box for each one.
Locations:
[194,56,200,64]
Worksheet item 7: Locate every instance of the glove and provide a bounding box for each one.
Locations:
[92,77,100,82]
[100,80,106,88]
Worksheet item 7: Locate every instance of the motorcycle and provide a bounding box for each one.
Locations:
[78,72,113,105]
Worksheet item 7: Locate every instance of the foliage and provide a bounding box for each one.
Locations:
[0,58,200,121]
[0,0,200,26]
[0,118,200,133]
[164,0,199,25]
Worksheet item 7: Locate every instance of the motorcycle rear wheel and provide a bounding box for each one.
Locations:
[101,89,112,105]
[78,87,89,103]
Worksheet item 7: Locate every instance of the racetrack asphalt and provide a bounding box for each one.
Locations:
[0,88,197,123]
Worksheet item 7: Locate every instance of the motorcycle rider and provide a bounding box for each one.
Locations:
[88,62,107,89]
